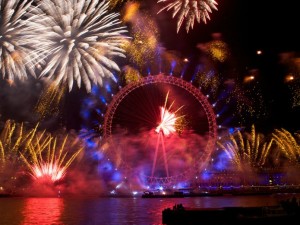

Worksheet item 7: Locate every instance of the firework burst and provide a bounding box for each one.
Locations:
[0,120,40,164]
[0,120,41,193]
[0,0,38,82]
[272,128,300,165]
[152,91,184,177]
[155,91,184,136]
[20,130,83,183]
[217,125,275,172]
[0,120,21,164]
[157,0,218,33]
[25,0,129,93]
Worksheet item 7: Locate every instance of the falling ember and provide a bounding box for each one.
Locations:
[123,10,159,70]
[35,83,66,121]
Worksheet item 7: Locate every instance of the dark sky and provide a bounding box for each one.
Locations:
[140,0,300,132]
[142,0,299,60]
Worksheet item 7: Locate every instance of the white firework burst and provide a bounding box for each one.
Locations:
[157,0,218,33]
[0,0,38,82]
[25,0,129,92]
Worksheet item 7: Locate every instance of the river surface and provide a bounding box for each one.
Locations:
[0,194,297,225]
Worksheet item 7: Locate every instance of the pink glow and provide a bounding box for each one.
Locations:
[32,162,65,182]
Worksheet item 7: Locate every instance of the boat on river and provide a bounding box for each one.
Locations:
[162,198,300,225]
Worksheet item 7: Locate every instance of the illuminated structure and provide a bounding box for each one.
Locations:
[102,74,218,187]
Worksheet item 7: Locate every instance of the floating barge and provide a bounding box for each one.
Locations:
[162,200,300,225]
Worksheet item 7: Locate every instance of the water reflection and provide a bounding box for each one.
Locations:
[22,198,64,225]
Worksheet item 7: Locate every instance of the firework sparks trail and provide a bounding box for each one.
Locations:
[0,120,23,163]
[108,0,125,9]
[24,0,129,93]
[122,65,141,84]
[34,83,66,121]
[157,0,218,33]
[0,120,41,164]
[0,0,39,82]
[217,125,275,172]
[272,128,300,165]
[152,91,184,177]
[20,129,83,183]
[0,120,46,192]
[123,2,160,70]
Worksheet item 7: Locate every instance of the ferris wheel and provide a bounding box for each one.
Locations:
[102,74,218,187]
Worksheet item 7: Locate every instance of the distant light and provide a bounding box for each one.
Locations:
[285,74,294,82]
[183,58,189,62]
[256,50,262,55]
[243,75,255,83]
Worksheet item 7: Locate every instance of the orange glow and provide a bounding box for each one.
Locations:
[243,75,255,83]
[285,74,294,82]
[123,2,140,22]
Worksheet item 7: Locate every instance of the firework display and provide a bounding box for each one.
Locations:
[101,74,217,187]
[24,0,129,93]
[157,0,218,33]
[155,92,183,136]
[20,131,83,183]
[0,0,299,196]
[152,91,184,177]
[217,125,275,172]
[123,3,160,70]
[272,128,300,165]
[0,0,38,82]
[122,65,141,84]
[0,120,83,195]
[0,120,26,188]
[34,83,66,121]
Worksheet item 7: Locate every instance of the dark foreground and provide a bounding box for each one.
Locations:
[162,198,300,225]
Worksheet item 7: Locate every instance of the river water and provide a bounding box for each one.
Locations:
[0,194,297,225]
